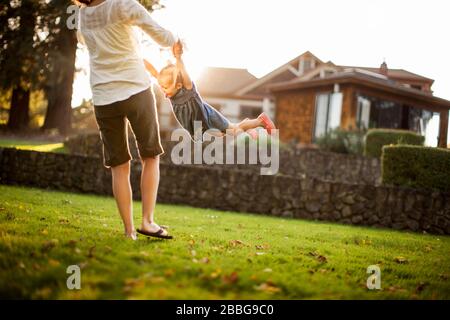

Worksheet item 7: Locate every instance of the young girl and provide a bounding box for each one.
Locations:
[144,41,276,141]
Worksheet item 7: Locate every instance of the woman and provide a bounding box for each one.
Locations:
[76,0,175,240]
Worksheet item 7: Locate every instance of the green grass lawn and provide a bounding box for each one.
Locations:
[0,185,449,300]
[0,138,66,153]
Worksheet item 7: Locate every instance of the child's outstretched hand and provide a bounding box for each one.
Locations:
[172,40,183,59]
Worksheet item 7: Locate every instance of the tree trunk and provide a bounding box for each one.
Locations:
[42,26,77,135]
[7,86,30,131]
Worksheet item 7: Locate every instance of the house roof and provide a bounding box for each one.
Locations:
[236,51,323,97]
[235,51,436,99]
[196,67,257,98]
[339,66,435,83]
[270,70,450,111]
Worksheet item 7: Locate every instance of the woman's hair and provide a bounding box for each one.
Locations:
[160,64,183,85]
[73,0,92,5]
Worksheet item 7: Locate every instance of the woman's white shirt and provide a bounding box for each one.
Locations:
[77,0,175,106]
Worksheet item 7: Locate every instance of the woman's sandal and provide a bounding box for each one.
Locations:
[136,227,173,240]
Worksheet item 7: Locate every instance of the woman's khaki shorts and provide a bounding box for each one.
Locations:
[94,88,164,168]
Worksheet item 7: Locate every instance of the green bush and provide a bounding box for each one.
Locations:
[316,128,365,155]
[382,145,450,192]
[364,129,425,158]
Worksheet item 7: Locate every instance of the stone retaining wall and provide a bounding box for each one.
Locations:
[65,133,381,185]
[0,147,448,234]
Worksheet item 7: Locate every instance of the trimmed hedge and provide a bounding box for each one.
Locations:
[364,129,424,158]
[382,145,450,191]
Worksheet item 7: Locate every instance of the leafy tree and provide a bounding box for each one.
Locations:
[0,0,45,131]
[40,0,78,134]
[0,0,162,134]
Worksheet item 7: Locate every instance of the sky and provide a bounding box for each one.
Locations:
[153,0,450,97]
[72,0,450,144]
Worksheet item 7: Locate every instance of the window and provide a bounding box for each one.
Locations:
[211,104,223,112]
[356,94,434,136]
[300,58,314,74]
[241,105,262,119]
[356,96,371,129]
[313,92,343,140]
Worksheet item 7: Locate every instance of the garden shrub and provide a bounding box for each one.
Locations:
[382,145,450,192]
[316,128,365,155]
[365,129,424,158]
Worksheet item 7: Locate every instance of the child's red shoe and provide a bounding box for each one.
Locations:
[258,113,276,134]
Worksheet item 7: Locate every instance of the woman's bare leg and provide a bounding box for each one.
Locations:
[111,161,135,239]
[140,156,169,236]
[140,156,159,226]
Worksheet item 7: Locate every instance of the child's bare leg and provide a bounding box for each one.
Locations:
[224,123,245,136]
[237,118,263,132]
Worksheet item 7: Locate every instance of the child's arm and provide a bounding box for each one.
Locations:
[143,59,159,79]
[173,41,193,90]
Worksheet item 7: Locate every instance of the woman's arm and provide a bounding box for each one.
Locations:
[173,41,193,90]
[119,0,176,48]
[143,59,159,78]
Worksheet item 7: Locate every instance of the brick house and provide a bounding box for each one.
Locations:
[263,52,449,148]
[156,51,449,147]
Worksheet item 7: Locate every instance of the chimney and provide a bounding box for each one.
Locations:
[380,60,388,76]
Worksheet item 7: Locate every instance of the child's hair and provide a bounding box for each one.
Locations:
[160,64,183,86]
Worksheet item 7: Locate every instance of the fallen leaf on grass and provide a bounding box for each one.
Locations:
[123,278,145,293]
[229,240,246,247]
[48,259,60,267]
[41,239,58,253]
[222,272,239,285]
[415,282,428,294]
[387,286,407,293]
[255,244,270,250]
[439,274,449,281]
[199,257,210,264]
[66,240,77,247]
[210,269,222,279]
[59,218,70,225]
[254,282,281,294]
[164,269,175,277]
[394,256,408,264]
[88,246,96,258]
[308,251,327,263]
[34,287,52,299]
